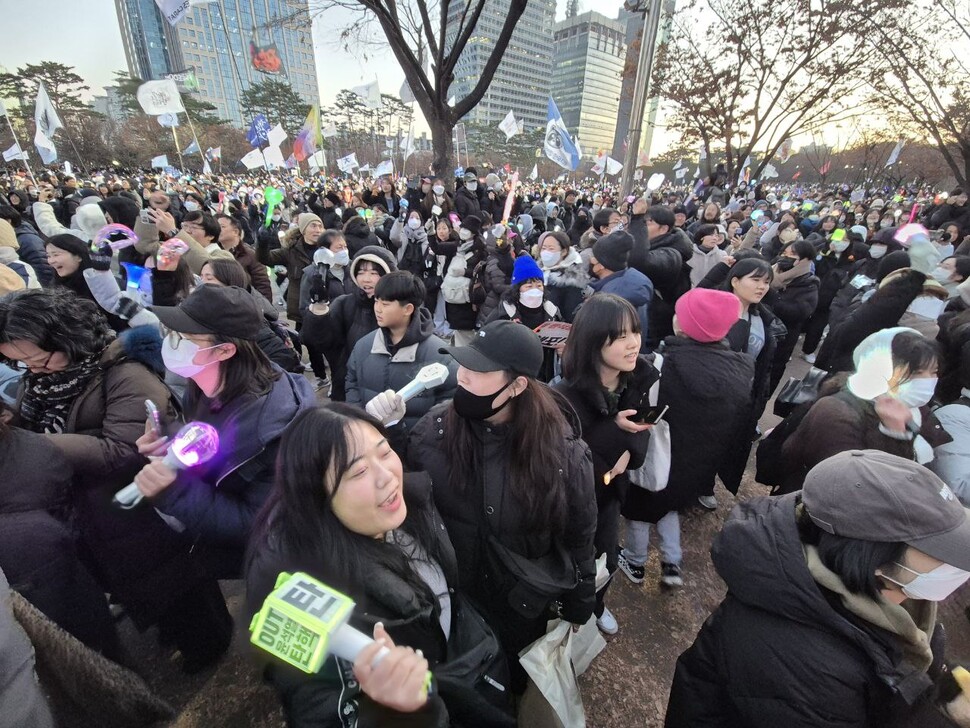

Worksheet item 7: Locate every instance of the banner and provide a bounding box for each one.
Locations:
[337,152,359,173]
[240,148,265,170]
[374,159,393,177]
[34,81,63,164]
[182,139,200,155]
[267,123,287,148]
[293,106,321,162]
[137,79,184,115]
[778,138,794,163]
[499,110,519,141]
[151,154,169,168]
[352,80,382,110]
[249,39,285,75]
[885,139,905,167]
[2,143,26,162]
[246,114,271,147]
[157,113,179,128]
[543,97,580,171]
[162,67,200,93]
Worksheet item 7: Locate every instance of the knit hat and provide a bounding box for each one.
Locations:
[0,263,25,297]
[592,231,634,272]
[511,255,544,285]
[0,219,18,250]
[297,213,323,235]
[485,173,501,188]
[350,245,397,279]
[674,289,741,343]
[870,198,885,209]
[461,215,482,236]
[529,203,547,221]
[876,251,911,282]
[75,204,107,241]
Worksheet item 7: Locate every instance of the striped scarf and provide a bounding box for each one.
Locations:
[19,354,102,434]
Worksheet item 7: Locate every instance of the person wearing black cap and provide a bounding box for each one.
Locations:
[407,320,596,692]
[588,230,654,349]
[668,450,970,728]
[132,284,315,578]
[455,168,483,220]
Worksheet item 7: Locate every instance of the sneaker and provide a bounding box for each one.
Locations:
[596,606,618,635]
[660,562,684,588]
[617,549,645,584]
[315,376,330,391]
[802,352,817,364]
[698,495,717,511]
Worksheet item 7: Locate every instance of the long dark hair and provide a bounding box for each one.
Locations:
[444,378,570,536]
[204,257,251,288]
[562,294,641,394]
[186,335,280,408]
[251,404,439,597]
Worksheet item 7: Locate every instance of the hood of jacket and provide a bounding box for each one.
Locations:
[714,493,937,700]
[380,305,434,352]
[653,227,692,258]
[105,325,166,377]
[590,266,653,307]
[99,196,140,229]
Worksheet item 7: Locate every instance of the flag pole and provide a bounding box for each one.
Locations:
[2,111,38,186]
[172,124,185,170]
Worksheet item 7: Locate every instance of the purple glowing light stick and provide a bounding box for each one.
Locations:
[93,223,140,251]
[113,422,220,510]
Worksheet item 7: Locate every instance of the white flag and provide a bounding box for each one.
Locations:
[34,81,63,164]
[528,164,538,181]
[241,148,264,169]
[402,129,416,161]
[399,79,415,104]
[885,140,905,167]
[605,157,623,176]
[3,143,26,162]
[634,169,643,181]
[778,138,794,163]
[359,164,372,173]
[374,159,393,177]
[309,150,326,170]
[591,152,607,176]
[675,166,688,179]
[155,0,192,26]
[202,158,212,175]
[498,110,519,141]
[351,80,382,110]
[322,121,338,139]
[267,123,287,148]
[337,153,359,173]
[698,143,707,161]
[737,156,751,185]
[263,146,286,169]
[150,154,169,168]
[672,158,684,170]
[762,163,779,179]
[136,80,185,115]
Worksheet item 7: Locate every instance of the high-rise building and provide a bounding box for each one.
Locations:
[551,11,627,157]
[612,2,676,160]
[114,0,319,127]
[446,0,556,132]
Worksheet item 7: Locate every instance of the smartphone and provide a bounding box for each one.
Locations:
[145,399,162,438]
[139,208,153,225]
[635,403,669,424]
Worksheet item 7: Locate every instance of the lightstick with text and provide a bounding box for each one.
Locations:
[113,422,220,510]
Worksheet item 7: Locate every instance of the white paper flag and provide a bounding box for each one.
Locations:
[605,157,623,176]
[263,146,286,169]
[498,110,519,141]
[241,148,265,170]
[351,80,382,110]
[374,159,393,177]
[322,121,338,139]
[528,164,538,180]
[34,81,63,164]
[2,143,26,162]
[137,80,185,115]
[151,154,169,168]
[885,140,905,167]
[267,123,287,148]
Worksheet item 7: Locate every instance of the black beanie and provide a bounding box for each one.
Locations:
[876,250,911,282]
[592,231,634,272]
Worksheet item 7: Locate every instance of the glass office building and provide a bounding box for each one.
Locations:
[115,0,319,127]
[551,11,627,157]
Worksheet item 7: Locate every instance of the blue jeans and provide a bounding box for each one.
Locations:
[621,513,682,566]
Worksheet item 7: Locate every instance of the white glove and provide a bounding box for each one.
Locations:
[365,389,406,427]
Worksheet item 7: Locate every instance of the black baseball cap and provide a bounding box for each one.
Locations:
[440,320,543,378]
[153,284,262,341]
[803,450,970,571]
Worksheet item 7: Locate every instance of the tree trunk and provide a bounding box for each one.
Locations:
[430,116,455,184]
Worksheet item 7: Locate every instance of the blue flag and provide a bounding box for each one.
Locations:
[182,139,200,155]
[246,114,271,147]
[543,98,580,171]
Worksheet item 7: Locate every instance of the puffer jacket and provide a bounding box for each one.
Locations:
[667,493,956,728]
[439,241,486,331]
[12,222,54,285]
[345,307,457,432]
[256,227,316,323]
[628,215,692,346]
[454,187,482,220]
[542,248,587,322]
[477,243,515,325]
[589,267,653,350]
[929,394,970,505]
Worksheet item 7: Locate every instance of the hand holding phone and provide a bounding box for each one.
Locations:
[636,404,669,425]
[145,399,162,438]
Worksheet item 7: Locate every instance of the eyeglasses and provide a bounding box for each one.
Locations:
[162,328,214,351]
[12,350,54,371]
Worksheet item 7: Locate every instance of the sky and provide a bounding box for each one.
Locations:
[0,0,628,139]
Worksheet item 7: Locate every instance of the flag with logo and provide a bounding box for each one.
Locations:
[34,81,63,164]
[285,154,298,170]
[151,154,169,168]
[543,98,580,171]
[337,153,359,173]
[205,146,221,161]
[352,80,382,110]
[182,139,200,155]
[293,106,322,162]
[136,79,185,115]
[157,113,179,128]
[246,114,271,147]
[499,110,519,141]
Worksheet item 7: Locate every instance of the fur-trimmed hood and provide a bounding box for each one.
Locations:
[544,248,588,289]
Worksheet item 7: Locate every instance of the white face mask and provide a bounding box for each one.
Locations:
[272,213,282,222]
[869,244,887,259]
[465,181,478,192]
[540,250,561,267]
[407,218,422,230]
[830,240,849,253]
[519,288,544,308]
[333,249,351,266]
[893,377,938,408]
[184,200,200,212]
[885,562,970,601]
[930,266,952,283]
[161,335,220,378]
[432,185,445,196]
[938,244,955,258]
[459,228,473,241]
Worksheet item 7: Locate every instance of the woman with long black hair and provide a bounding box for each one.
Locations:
[246,404,514,727]
[407,320,596,691]
[555,294,657,634]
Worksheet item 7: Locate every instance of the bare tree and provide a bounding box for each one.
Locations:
[278,0,529,181]
[651,0,896,179]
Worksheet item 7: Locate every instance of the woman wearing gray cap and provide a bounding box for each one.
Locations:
[407,319,596,692]
[667,449,970,728]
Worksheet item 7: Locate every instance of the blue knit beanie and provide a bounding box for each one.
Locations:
[511,255,544,285]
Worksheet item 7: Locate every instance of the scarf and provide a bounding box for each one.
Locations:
[19,353,103,434]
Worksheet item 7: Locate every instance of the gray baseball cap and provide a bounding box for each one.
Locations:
[802,450,970,571]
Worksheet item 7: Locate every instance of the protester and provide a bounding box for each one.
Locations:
[588,230,654,346]
[0,206,54,285]
[538,230,586,322]
[439,215,487,345]
[215,214,273,302]
[256,212,324,329]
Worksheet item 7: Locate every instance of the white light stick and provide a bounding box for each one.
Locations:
[113,422,220,510]
[395,362,450,402]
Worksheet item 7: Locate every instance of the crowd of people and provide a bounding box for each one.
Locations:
[1,159,970,727]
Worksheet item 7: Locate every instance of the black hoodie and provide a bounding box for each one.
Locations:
[667,493,951,728]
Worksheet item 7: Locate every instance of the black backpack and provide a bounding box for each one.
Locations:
[754,401,814,493]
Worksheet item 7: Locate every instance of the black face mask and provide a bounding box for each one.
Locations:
[776,257,797,271]
[452,381,514,421]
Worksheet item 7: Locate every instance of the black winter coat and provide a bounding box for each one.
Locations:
[667,493,956,728]
[454,188,482,221]
[406,397,597,659]
[622,336,754,523]
[256,233,315,324]
[628,215,692,347]
[245,473,515,728]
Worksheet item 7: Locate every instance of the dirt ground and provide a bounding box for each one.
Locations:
[112,357,970,727]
